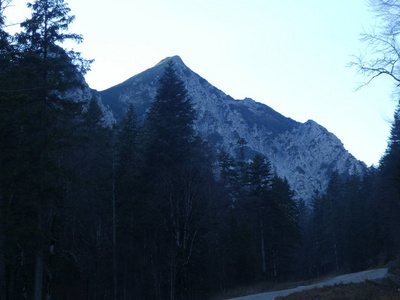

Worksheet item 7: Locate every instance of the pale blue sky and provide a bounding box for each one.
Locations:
[5,0,398,166]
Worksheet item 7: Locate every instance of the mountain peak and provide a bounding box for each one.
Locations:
[98,57,366,202]
[155,55,184,67]
[304,119,318,125]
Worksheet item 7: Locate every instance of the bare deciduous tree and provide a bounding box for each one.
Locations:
[351,0,400,87]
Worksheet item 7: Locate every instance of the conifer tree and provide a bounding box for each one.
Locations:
[0,0,12,55]
[309,171,344,274]
[309,190,325,276]
[380,105,400,196]
[325,171,344,271]
[218,150,236,178]
[377,104,400,258]
[77,98,114,299]
[145,60,196,170]
[143,61,208,298]
[115,104,144,298]
[0,1,92,298]
[246,154,272,276]
[361,167,385,266]
[342,171,368,271]
[0,2,13,298]
[268,175,300,282]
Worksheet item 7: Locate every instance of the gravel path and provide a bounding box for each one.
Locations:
[229,268,388,300]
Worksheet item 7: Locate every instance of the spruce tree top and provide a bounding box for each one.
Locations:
[145,61,196,168]
[17,0,92,78]
[20,0,83,51]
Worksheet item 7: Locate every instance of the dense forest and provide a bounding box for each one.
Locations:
[1,0,400,299]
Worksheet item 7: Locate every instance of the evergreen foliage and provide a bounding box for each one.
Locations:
[376,104,400,259]
[0,1,93,298]
[144,60,196,170]
[2,1,400,299]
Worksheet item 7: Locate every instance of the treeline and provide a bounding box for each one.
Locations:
[300,102,400,279]
[299,165,400,279]
[0,0,301,295]
[1,1,400,300]
[0,1,299,298]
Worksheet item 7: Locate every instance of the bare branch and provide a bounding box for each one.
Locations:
[349,1,400,90]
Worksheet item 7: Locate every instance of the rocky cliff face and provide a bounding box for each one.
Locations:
[98,56,366,202]
[62,72,116,126]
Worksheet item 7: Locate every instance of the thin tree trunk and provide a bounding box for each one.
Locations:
[0,223,6,300]
[127,210,134,299]
[333,240,339,271]
[1,124,25,299]
[45,212,56,300]
[112,146,118,300]
[272,250,278,284]
[0,193,7,300]
[260,215,266,274]
[34,208,44,300]
[170,258,175,300]
[93,220,101,300]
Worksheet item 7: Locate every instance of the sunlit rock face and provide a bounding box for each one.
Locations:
[97,56,366,203]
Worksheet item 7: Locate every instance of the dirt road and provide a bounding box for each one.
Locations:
[229,268,388,300]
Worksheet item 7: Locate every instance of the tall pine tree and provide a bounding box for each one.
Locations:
[377,103,400,259]
[0,1,91,298]
[144,60,196,170]
[142,60,214,299]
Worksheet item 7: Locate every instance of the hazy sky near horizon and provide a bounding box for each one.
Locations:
[5,0,398,166]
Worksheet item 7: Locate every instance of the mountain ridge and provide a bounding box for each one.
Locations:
[97,55,366,202]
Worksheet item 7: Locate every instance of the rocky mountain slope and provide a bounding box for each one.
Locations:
[97,56,366,202]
